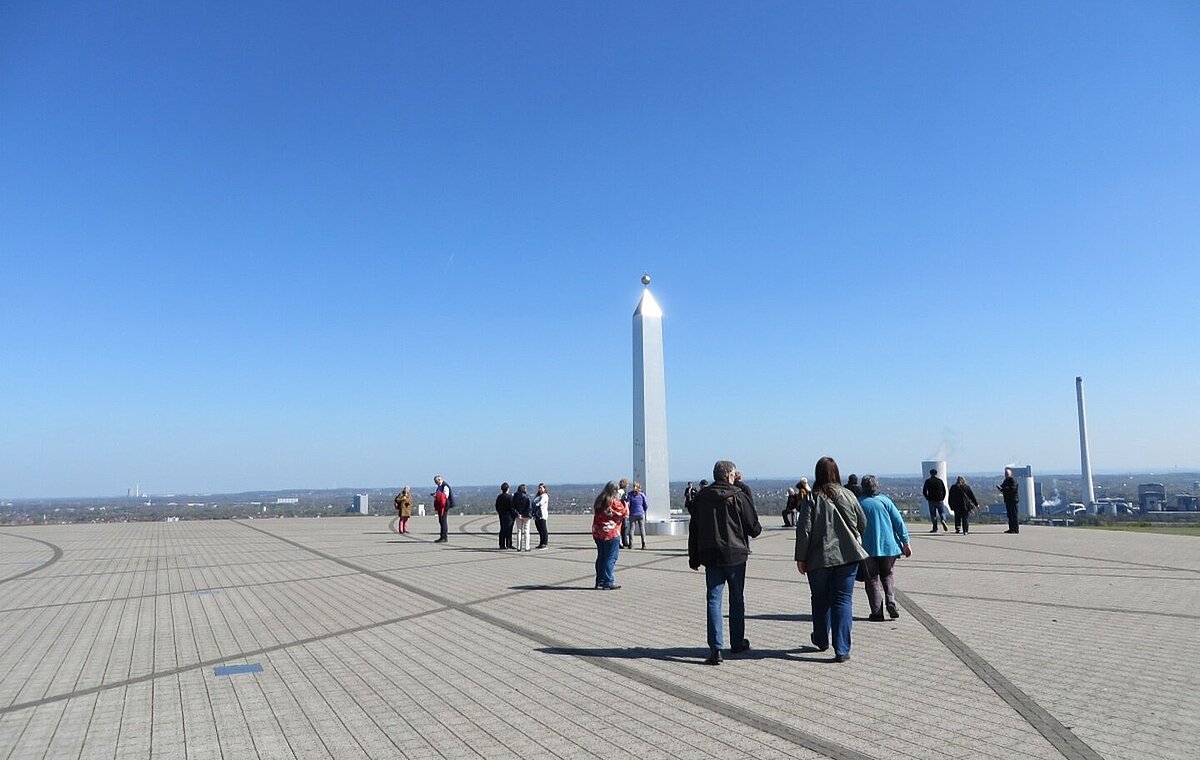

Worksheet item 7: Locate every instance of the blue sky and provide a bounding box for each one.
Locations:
[3,2,1198,497]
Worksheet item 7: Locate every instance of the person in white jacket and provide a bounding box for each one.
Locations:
[533,483,550,550]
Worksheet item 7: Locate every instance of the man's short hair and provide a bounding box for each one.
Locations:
[713,460,737,482]
[929,469,938,475]
[862,475,879,496]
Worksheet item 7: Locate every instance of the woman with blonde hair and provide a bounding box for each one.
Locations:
[592,481,628,590]
[393,485,413,534]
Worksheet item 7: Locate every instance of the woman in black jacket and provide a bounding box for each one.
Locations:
[948,476,980,534]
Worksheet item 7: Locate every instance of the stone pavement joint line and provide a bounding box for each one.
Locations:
[0,532,64,583]
[0,606,450,716]
[235,520,877,760]
[895,589,1105,760]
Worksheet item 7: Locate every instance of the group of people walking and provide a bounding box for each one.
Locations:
[688,456,911,665]
[495,482,551,551]
[401,462,1025,666]
[923,467,1022,534]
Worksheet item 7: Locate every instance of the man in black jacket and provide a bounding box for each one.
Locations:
[922,469,949,533]
[999,468,1020,534]
[495,483,515,550]
[689,460,763,665]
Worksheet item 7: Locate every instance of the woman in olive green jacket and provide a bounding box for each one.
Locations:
[795,457,868,662]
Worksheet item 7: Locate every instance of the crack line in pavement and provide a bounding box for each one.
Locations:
[233,520,874,760]
[0,524,671,717]
[903,590,1200,621]
[894,589,1106,760]
[0,605,452,716]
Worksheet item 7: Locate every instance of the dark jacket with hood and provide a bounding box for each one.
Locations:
[688,480,762,569]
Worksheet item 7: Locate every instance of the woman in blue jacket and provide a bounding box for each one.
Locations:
[626,482,648,550]
[858,475,911,621]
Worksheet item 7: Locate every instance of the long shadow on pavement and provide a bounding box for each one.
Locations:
[538,645,832,665]
[509,584,596,591]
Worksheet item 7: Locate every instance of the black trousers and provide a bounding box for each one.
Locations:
[498,512,515,548]
[438,511,449,540]
[953,509,970,533]
[534,517,548,547]
[1005,503,1019,533]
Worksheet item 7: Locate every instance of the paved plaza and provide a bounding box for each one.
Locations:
[1,514,1197,759]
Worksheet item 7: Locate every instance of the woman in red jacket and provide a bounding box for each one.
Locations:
[592,481,627,590]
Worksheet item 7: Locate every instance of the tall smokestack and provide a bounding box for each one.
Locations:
[1076,376,1096,513]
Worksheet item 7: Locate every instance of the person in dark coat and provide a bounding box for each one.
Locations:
[999,468,1020,534]
[689,460,763,666]
[947,476,980,534]
[494,483,515,550]
[922,469,949,533]
[683,482,698,514]
[845,474,863,498]
[513,484,534,552]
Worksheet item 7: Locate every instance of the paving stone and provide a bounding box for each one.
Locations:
[1,516,1196,759]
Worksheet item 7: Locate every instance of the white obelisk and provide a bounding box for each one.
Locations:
[633,274,670,526]
[1076,376,1097,513]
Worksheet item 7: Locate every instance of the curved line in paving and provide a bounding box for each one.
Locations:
[895,589,1105,760]
[0,531,64,584]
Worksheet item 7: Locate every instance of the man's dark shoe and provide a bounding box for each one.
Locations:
[886,602,900,619]
[705,649,723,666]
[731,639,751,654]
[810,632,828,652]
[928,528,938,533]
[1004,529,1016,534]
[940,520,949,532]
[834,654,851,663]
[601,584,622,590]
[868,611,885,622]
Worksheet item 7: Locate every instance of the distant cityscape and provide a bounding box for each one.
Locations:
[3,471,1199,527]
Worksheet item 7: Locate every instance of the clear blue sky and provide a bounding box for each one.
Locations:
[3,2,1198,497]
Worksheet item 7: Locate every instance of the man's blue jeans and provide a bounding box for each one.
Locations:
[705,562,747,651]
[594,537,620,587]
[807,562,859,657]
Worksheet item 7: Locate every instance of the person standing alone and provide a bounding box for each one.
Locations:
[689,460,763,665]
[999,468,1020,534]
[922,469,949,533]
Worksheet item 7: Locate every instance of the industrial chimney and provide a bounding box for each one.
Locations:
[1076,376,1097,513]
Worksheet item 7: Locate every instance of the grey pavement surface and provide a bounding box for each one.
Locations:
[1,514,1197,759]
